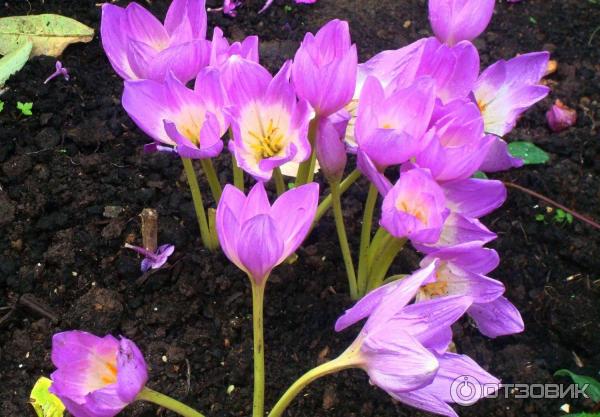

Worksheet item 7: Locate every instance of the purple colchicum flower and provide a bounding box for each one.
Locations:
[428,0,495,46]
[221,58,311,181]
[49,331,148,417]
[122,68,227,159]
[101,0,209,82]
[335,264,499,416]
[380,167,449,244]
[216,182,319,283]
[315,116,348,182]
[416,99,494,182]
[291,19,358,117]
[125,243,175,272]
[474,52,550,137]
[355,76,436,171]
[209,27,259,67]
[44,61,70,84]
[546,99,577,132]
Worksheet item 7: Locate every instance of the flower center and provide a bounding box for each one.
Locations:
[477,99,488,113]
[396,199,428,224]
[248,119,285,159]
[100,362,118,385]
[420,267,450,299]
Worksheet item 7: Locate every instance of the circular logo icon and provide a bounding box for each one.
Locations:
[450,375,482,406]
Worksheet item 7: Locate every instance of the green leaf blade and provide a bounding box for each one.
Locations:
[508,141,550,165]
[555,369,600,402]
[0,40,32,87]
[30,377,65,417]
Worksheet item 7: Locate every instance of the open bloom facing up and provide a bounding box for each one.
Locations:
[209,27,259,67]
[216,182,319,283]
[122,68,227,159]
[291,19,358,117]
[474,52,550,137]
[356,76,436,171]
[222,58,311,181]
[101,0,209,82]
[49,331,148,417]
[428,0,495,46]
[381,167,449,244]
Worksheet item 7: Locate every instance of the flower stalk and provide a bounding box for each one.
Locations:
[357,184,378,295]
[200,158,222,202]
[182,158,218,251]
[137,387,206,417]
[295,118,318,186]
[251,281,266,417]
[330,179,358,300]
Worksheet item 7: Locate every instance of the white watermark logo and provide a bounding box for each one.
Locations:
[450,375,590,406]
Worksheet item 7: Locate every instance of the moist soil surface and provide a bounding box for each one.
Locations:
[1,0,600,416]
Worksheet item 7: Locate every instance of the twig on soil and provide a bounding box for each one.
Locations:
[185,358,191,396]
[504,181,600,230]
[18,294,59,323]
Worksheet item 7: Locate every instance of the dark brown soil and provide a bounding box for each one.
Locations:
[1,1,599,417]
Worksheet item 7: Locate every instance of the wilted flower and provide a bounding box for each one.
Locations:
[44,61,70,84]
[216,182,319,283]
[474,52,550,137]
[221,58,311,181]
[124,243,175,272]
[380,167,449,244]
[122,68,227,159]
[49,331,148,417]
[292,19,358,117]
[428,0,495,46]
[546,99,577,132]
[101,0,209,82]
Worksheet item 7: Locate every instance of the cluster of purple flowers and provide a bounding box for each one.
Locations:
[46,0,552,416]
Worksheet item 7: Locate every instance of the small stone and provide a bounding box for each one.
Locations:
[103,206,125,219]
[403,20,412,28]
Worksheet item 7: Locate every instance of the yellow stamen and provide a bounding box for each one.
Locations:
[248,119,285,159]
[100,362,118,385]
[396,200,428,224]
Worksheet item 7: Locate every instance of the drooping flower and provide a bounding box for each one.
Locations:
[380,167,449,244]
[221,57,311,181]
[124,243,175,272]
[355,76,436,172]
[44,61,70,84]
[101,0,209,82]
[428,0,495,46]
[416,99,495,182]
[468,296,525,338]
[546,99,577,132]
[335,264,499,416]
[49,331,148,417]
[474,52,550,137]
[291,19,358,117]
[122,68,227,159]
[216,182,319,283]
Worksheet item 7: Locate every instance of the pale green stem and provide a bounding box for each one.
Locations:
[366,227,388,269]
[200,158,222,202]
[251,280,266,417]
[330,179,358,300]
[367,237,407,291]
[357,184,378,296]
[136,387,206,417]
[232,154,244,192]
[295,118,318,186]
[267,342,363,417]
[182,158,216,251]
[208,208,219,250]
[314,169,361,224]
[273,167,286,196]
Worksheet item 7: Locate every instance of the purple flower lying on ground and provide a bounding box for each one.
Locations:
[221,57,311,181]
[49,331,148,417]
[546,99,577,132]
[216,182,319,283]
[291,19,357,117]
[101,0,209,82]
[125,243,175,272]
[122,68,227,159]
[44,61,69,84]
